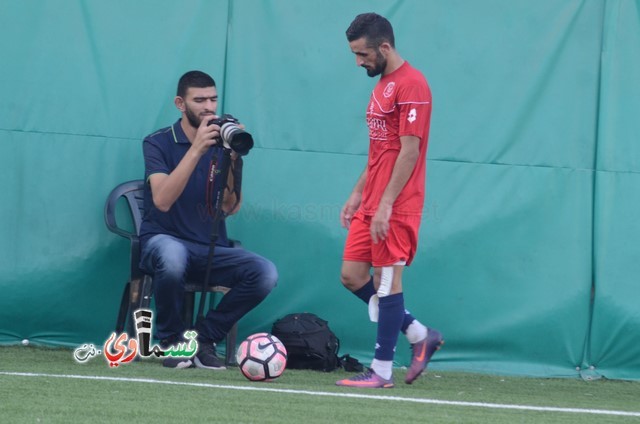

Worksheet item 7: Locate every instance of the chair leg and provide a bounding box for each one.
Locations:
[226,323,238,366]
[139,275,153,309]
[183,292,195,329]
[125,278,142,338]
[115,281,131,334]
[123,276,153,338]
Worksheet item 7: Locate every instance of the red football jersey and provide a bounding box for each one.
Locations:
[361,61,432,216]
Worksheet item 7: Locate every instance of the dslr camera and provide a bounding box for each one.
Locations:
[209,114,254,156]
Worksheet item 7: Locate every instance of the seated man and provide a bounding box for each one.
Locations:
[139,70,277,369]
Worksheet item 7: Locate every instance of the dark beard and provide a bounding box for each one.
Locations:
[185,106,202,129]
[366,51,387,77]
[366,66,382,77]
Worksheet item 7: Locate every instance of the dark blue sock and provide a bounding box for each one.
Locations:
[401,310,416,333]
[353,278,415,333]
[353,277,376,303]
[374,293,405,361]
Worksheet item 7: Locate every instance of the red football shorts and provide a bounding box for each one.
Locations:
[343,210,422,267]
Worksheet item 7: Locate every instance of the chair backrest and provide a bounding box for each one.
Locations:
[104,179,146,280]
[104,179,145,239]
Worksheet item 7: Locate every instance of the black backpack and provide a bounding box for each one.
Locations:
[271,313,340,372]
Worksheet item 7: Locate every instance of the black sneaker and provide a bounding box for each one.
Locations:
[194,341,226,370]
[162,356,194,369]
[160,335,195,368]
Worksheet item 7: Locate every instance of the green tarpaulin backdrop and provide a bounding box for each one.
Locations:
[0,0,638,380]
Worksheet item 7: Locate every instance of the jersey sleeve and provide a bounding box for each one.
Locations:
[396,81,432,139]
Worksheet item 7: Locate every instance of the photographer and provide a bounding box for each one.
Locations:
[139,70,277,369]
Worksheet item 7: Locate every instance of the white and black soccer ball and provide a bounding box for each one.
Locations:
[236,333,287,381]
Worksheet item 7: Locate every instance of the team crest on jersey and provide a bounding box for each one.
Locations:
[407,108,417,123]
[383,82,396,98]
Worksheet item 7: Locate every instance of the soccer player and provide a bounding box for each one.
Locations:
[336,13,443,388]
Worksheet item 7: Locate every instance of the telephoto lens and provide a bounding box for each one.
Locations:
[209,114,254,156]
[220,122,253,156]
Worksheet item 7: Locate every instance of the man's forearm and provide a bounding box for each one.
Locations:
[151,147,201,212]
[352,168,368,194]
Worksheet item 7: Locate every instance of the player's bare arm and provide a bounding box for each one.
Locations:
[371,135,420,243]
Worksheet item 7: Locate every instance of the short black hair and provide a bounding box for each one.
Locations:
[176,70,216,97]
[346,13,395,48]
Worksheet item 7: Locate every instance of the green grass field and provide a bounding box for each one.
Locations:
[1,346,639,423]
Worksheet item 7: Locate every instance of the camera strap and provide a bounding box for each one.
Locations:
[205,148,226,219]
[227,156,243,213]
[197,147,232,324]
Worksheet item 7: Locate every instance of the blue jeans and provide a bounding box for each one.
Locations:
[140,234,278,343]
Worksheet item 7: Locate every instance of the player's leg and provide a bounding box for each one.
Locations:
[337,214,442,387]
[341,211,373,292]
[370,267,427,343]
[393,215,444,384]
[340,260,372,292]
[370,215,443,385]
[338,213,391,387]
[337,213,404,388]
[336,263,404,388]
[341,213,425,341]
[369,263,405,382]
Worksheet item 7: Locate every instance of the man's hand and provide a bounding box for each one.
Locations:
[371,201,392,243]
[340,191,362,229]
[192,115,221,155]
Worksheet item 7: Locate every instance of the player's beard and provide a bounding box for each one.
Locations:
[365,50,387,77]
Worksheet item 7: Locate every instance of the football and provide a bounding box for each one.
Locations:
[236,333,287,381]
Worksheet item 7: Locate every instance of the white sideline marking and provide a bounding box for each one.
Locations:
[2,371,640,418]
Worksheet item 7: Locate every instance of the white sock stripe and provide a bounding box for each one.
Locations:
[378,266,393,297]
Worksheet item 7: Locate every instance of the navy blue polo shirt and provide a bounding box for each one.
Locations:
[139,119,230,248]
